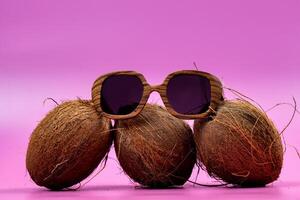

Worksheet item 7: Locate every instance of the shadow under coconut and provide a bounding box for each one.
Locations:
[134,185,184,190]
[75,184,135,191]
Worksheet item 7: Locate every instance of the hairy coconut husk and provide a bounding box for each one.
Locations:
[114,104,196,188]
[194,100,283,187]
[26,99,112,190]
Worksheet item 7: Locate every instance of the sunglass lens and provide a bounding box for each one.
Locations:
[166,74,211,115]
[101,75,143,115]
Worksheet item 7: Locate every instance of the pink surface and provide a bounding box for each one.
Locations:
[0,0,299,199]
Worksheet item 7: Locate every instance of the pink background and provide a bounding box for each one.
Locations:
[1,0,299,199]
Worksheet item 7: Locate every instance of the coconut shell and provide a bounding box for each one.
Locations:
[26,99,112,190]
[194,100,283,186]
[114,104,196,188]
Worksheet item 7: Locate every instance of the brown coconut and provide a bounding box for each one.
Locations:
[26,99,113,190]
[114,104,196,188]
[194,100,283,187]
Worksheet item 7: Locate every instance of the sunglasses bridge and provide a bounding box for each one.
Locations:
[149,85,163,92]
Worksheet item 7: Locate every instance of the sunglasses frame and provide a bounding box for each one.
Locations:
[91,70,223,120]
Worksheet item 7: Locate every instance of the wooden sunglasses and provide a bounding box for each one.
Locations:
[91,70,223,120]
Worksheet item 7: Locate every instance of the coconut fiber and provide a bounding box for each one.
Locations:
[26,99,112,190]
[114,104,196,188]
[194,100,283,187]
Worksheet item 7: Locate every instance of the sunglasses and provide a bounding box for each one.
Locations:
[91,70,223,120]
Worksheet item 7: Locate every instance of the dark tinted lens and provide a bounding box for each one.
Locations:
[101,75,143,115]
[166,74,211,115]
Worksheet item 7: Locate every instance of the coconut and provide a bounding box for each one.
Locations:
[194,100,283,187]
[114,104,196,188]
[26,99,112,190]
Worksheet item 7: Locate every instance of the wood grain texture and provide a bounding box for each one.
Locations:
[91,70,223,119]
